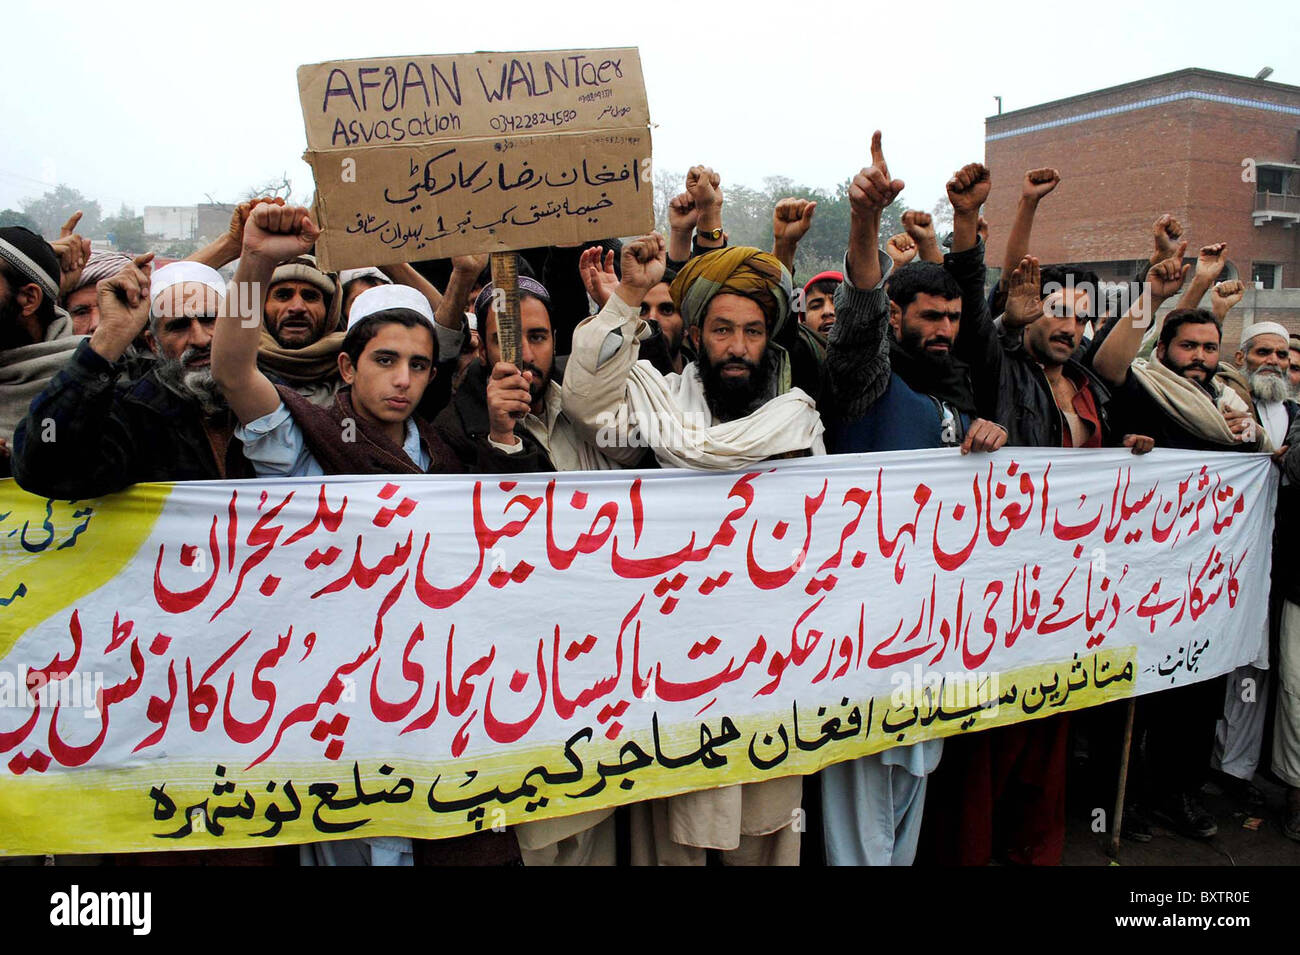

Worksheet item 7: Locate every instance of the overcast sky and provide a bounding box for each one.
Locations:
[4,0,1298,222]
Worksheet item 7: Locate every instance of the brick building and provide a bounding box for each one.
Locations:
[984,68,1300,345]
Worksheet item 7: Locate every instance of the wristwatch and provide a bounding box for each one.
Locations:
[696,226,724,241]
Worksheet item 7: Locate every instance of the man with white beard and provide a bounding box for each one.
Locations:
[1229,322,1297,447]
[12,260,256,499]
[1212,321,1299,809]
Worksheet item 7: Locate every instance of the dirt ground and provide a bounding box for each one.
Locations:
[1065,770,1300,866]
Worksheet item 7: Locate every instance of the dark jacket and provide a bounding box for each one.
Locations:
[948,239,1111,449]
[1275,411,1300,604]
[12,339,252,499]
[431,359,555,473]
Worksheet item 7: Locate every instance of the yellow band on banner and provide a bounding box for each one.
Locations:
[0,649,1133,855]
[0,483,168,655]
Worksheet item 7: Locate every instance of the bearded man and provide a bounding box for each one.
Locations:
[12,260,254,499]
[563,236,824,864]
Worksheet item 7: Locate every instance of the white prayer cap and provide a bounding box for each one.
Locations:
[346,284,435,331]
[149,261,226,307]
[1241,321,1290,347]
[339,267,392,287]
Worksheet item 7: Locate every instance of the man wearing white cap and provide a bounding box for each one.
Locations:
[212,203,530,866]
[12,256,257,499]
[1212,321,1300,816]
[1222,321,1297,448]
[339,267,392,321]
[212,203,467,481]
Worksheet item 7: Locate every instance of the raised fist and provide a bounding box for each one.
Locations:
[685,166,723,212]
[773,198,817,245]
[1146,242,1189,301]
[242,204,320,265]
[947,163,991,215]
[901,210,935,244]
[228,197,284,248]
[1211,278,1245,318]
[1152,214,1184,262]
[1022,168,1060,201]
[885,233,917,270]
[1193,242,1228,284]
[95,253,155,339]
[617,233,667,296]
[668,192,698,233]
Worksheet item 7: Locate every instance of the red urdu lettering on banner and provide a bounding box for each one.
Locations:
[283,483,348,546]
[222,627,294,744]
[311,531,413,598]
[29,608,83,687]
[413,480,545,610]
[373,482,418,527]
[482,639,547,743]
[444,623,495,728]
[105,611,132,653]
[370,622,427,724]
[414,531,482,609]
[816,485,872,573]
[1227,549,1248,607]
[629,477,645,546]
[134,660,177,752]
[186,630,251,732]
[1136,578,1181,633]
[654,633,766,702]
[226,489,238,573]
[551,597,635,719]
[1052,494,1103,541]
[869,582,935,669]
[1188,547,1227,621]
[985,461,1036,546]
[1003,564,1044,648]
[877,474,931,583]
[932,478,982,571]
[928,578,973,667]
[246,641,376,769]
[756,597,827,695]
[1211,481,1246,534]
[153,515,220,613]
[611,472,759,578]
[1151,484,1183,544]
[545,482,617,571]
[744,480,827,589]
[48,638,145,767]
[210,490,295,621]
[1038,567,1083,635]
[1106,467,1158,544]
[0,696,40,754]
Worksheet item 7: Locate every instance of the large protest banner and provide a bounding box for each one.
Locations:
[298,48,654,271]
[0,448,1276,855]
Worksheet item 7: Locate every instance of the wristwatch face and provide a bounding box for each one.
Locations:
[697,228,723,240]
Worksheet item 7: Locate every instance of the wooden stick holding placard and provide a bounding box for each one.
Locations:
[491,251,522,368]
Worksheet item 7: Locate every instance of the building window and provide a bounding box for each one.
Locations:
[1252,263,1281,290]
[1257,168,1287,194]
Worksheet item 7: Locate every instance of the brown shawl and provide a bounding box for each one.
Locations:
[258,329,346,386]
[276,384,463,475]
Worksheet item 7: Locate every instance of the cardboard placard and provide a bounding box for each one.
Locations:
[298,49,653,270]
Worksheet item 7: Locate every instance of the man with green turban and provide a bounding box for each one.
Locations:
[561,233,825,864]
[563,234,824,472]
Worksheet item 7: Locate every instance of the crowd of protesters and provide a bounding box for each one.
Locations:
[1,131,1297,866]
